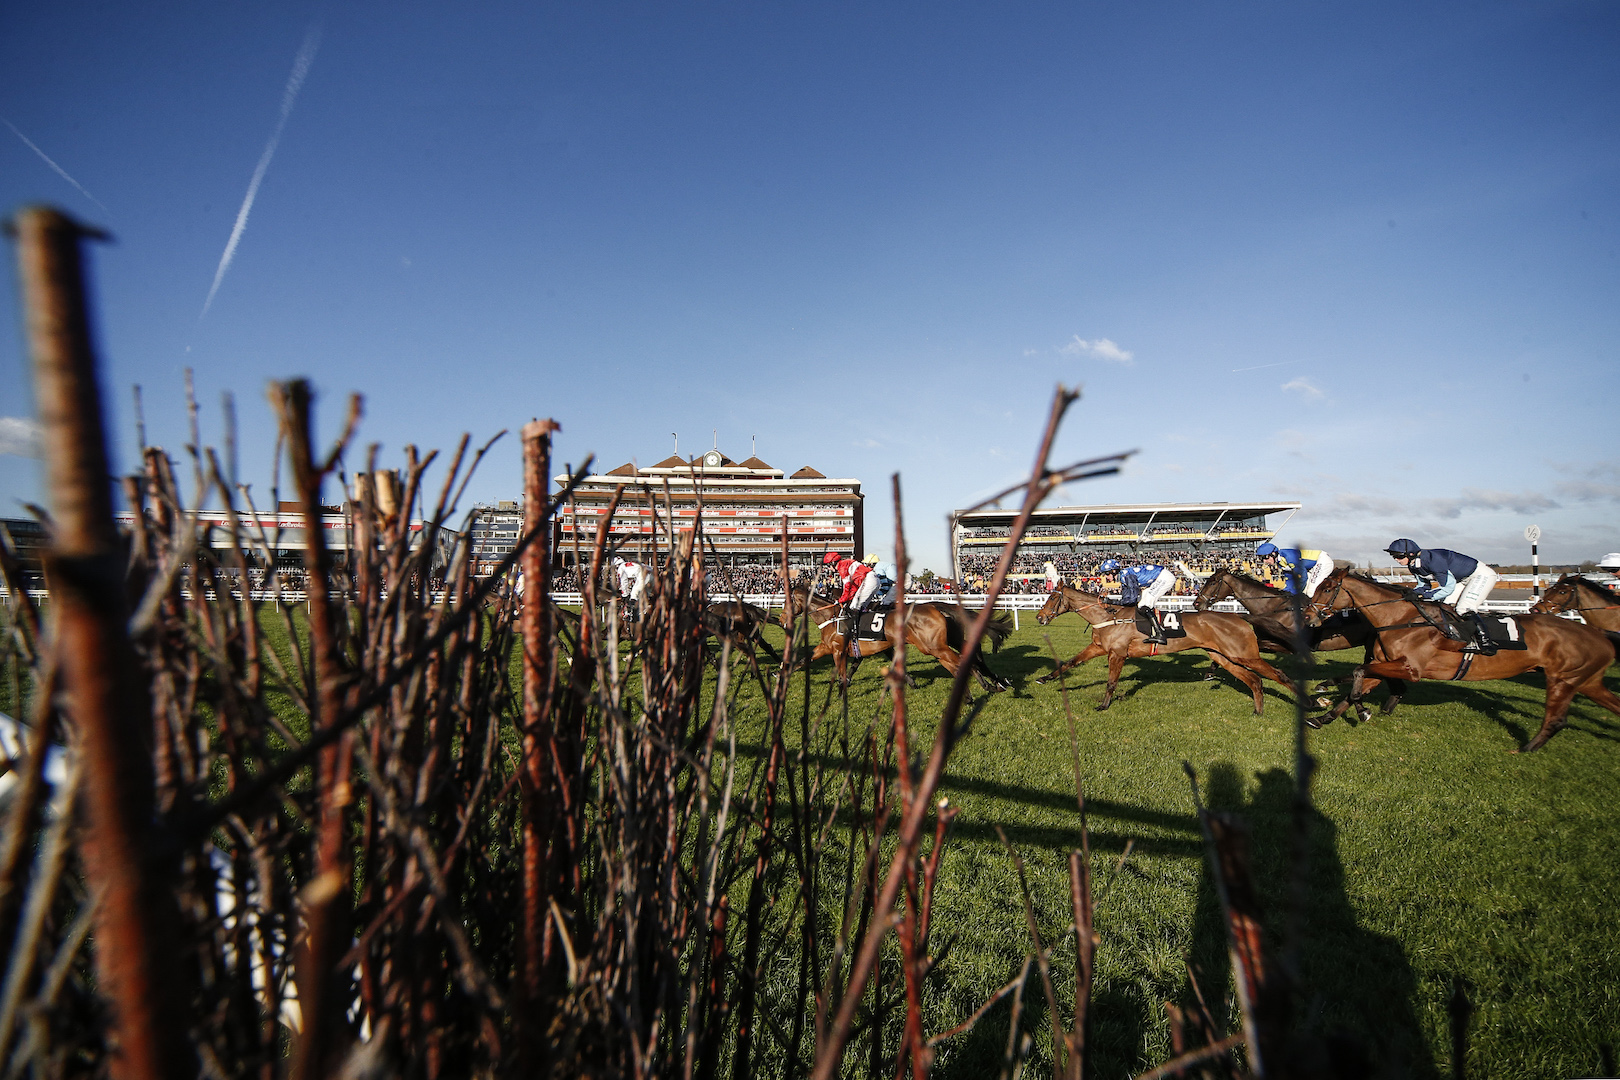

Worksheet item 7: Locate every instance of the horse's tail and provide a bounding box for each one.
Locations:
[939,604,1014,652]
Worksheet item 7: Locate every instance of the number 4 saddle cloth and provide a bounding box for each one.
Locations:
[1134,608,1188,638]
[855,606,897,641]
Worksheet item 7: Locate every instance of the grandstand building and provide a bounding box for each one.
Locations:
[553,449,862,567]
[469,501,524,576]
[950,500,1301,582]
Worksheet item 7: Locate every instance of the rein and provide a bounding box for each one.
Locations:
[1054,587,1134,629]
[1535,585,1619,615]
[1310,575,1461,636]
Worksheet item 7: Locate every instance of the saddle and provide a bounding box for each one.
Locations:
[1462,613,1529,653]
[1134,608,1188,639]
[855,605,897,641]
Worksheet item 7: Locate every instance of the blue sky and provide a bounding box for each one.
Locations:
[3,1,1616,572]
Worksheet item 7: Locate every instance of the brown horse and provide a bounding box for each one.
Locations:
[1531,575,1620,657]
[1194,568,1409,715]
[781,583,1012,692]
[1308,568,1620,751]
[702,599,781,664]
[1034,584,1291,713]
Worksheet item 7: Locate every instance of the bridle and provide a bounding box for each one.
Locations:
[1532,583,1617,615]
[1309,571,1461,635]
[1041,585,1131,629]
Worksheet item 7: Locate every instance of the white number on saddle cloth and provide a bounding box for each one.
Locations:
[869,613,886,635]
[1502,617,1519,642]
[1162,611,1181,630]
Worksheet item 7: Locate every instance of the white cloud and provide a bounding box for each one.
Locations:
[1291,487,1559,523]
[1555,480,1620,503]
[0,417,41,458]
[1280,377,1324,401]
[1550,460,1620,503]
[1022,348,1038,357]
[1058,336,1134,364]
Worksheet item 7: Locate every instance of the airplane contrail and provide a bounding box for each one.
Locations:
[1230,360,1296,373]
[201,24,322,319]
[2,117,110,214]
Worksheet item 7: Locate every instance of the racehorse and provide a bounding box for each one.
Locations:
[1308,568,1620,751]
[1531,575,1620,656]
[702,599,781,664]
[780,583,1012,693]
[1034,584,1291,714]
[1194,568,1409,715]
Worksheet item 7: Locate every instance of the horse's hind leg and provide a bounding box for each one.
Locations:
[1524,670,1620,753]
[1037,641,1105,685]
[1239,656,1292,690]
[1576,675,1620,719]
[1380,678,1408,716]
[972,649,1011,693]
[1209,653,1266,714]
[1096,653,1125,711]
[1518,677,1578,753]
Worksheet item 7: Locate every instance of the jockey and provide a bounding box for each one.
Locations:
[1099,558,1175,645]
[1385,538,1500,653]
[612,555,647,613]
[823,551,879,614]
[825,551,878,654]
[1256,542,1333,597]
[869,557,899,608]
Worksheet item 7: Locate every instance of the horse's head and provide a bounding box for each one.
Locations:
[1306,566,1353,623]
[1193,569,1232,611]
[1036,587,1068,626]
[777,583,807,629]
[1529,575,1579,615]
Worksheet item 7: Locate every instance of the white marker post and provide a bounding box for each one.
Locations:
[1525,524,1541,597]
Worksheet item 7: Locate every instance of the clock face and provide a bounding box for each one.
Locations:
[704,451,722,467]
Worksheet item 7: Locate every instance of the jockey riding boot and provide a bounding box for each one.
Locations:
[1143,609,1167,645]
[1470,616,1497,655]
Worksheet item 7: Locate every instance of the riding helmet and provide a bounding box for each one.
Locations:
[1256,541,1279,557]
[1385,538,1420,557]
[823,551,843,565]
[1098,558,1121,573]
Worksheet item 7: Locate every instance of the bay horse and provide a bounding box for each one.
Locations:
[1194,568,1409,715]
[1531,575,1620,657]
[1308,568,1620,751]
[702,599,781,664]
[780,583,1012,693]
[1034,585,1291,714]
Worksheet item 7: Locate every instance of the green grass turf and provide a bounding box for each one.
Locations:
[728,615,1620,1079]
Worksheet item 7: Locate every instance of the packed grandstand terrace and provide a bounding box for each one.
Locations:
[546,546,1274,596]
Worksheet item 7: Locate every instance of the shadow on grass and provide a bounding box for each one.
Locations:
[1037,650,1296,713]
[1180,763,1438,1078]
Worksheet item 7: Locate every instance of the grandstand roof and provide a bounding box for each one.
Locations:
[556,450,851,486]
[955,500,1300,525]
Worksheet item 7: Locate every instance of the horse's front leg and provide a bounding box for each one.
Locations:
[1096,653,1125,711]
[1036,640,1105,685]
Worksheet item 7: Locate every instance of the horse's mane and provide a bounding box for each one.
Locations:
[1572,575,1620,606]
[789,581,839,606]
[1207,568,1289,596]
